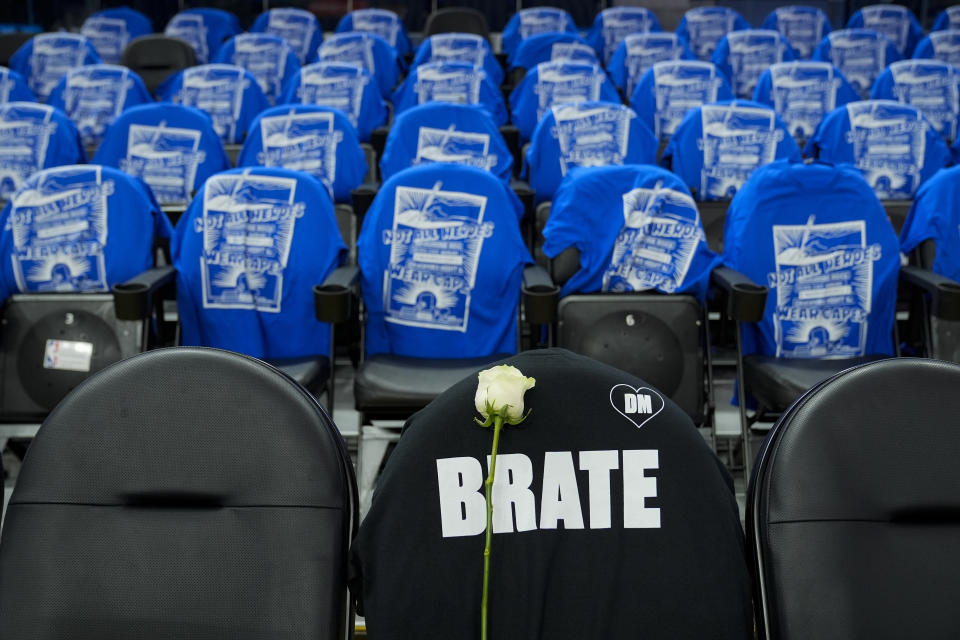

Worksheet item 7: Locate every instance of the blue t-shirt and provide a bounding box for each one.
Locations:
[215,34,301,104]
[80,7,153,65]
[711,30,798,99]
[585,6,663,65]
[607,32,695,97]
[753,61,860,141]
[357,163,531,358]
[543,164,719,300]
[510,60,622,143]
[9,33,101,102]
[661,99,800,201]
[250,8,322,65]
[379,102,513,184]
[934,7,960,31]
[502,8,578,59]
[630,60,734,142]
[393,61,507,126]
[171,166,345,359]
[900,165,960,279]
[335,8,412,58]
[315,32,399,99]
[93,103,230,206]
[871,60,960,144]
[812,28,903,98]
[158,64,270,145]
[914,30,960,68]
[675,7,750,61]
[761,5,833,60]
[237,104,367,204]
[0,66,35,103]
[0,102,86,201]
[47,65,153,148]
[805,100,951,200]
[509,32,598,72]
[722,159,899,359]
[279,62,386,143]
[414,33,503,87]
[0,164,170,306]
[526,101,657,204]
[847,4,923,57]
[164,8,241,65]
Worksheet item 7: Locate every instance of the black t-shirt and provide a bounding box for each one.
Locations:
[351,348,753,639]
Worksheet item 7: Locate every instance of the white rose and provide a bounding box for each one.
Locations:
[474,365,536,423]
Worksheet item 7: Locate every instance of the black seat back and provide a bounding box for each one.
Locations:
[748,357,960,640]
[122,34,197,95]
[424,7,490,40]
[0,347,357,640]
[0,32,33,67]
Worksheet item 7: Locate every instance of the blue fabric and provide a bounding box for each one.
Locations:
[357,163,531,358]
[526,101,657,204]
[47,65,152,147]
[164,8,241,65]
[237,104,367,204]
[812,28,904,98]
[914,30,960,68]
[335,9,412,57]
[509,61,622,143]
[0,67,35,103]
[279,62,387,143]
[585,7,663,65]
[9,33,101,102]
[509,32,598,71]
[804,100,951,200]
[753,61,860,141]
[629,60,734,142]
[93,103,230,206]
[171,166,345,359]
[607,32,695,97]
[543,164,719,300]
[379,102,513,184]
[872,60,960,143]
[393,61,507,126]
[215,34,301,104]
[675,7,750,61]
[315,32,399,99]
[250,8,322,65]
[414,33,503,87]
[722,159,899,359]
[847,4,923,57]
[761,6,833,59]
[661,99,801,201]
[711,30,798,99]
[0,102,86,201]
[158,64,269,145]
[0,164,170,306]
[900,165,960,279]
[934,7,960,31]
[80,7,153,65]
[502,8,578,59]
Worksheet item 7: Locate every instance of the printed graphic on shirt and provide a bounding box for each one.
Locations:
[414,126,496,171]
[860,5,911,53]
[609,384,665,430]
[429,34,487,67]
[351,9,400,48]
[199,172,304,312]
[265,8,317,63]
[624,34,687,95]
[413,64,486,105]
[534,63,605,121]
[601,8,657,63]
[178,66,247,143]
[121,122,205,204]
[319,35,376,74]
[0,71,13,104]
[928,31,960,67]
[700,104,781,199]
[770,62,841,140]
[826,32,886,98]
[553,103,632,175]
[652,61,724,140]
[166,14,209,64]
[231,34,289,100]
[846,101,927,199]
[684,10,738,59]
[770,216,880,358]
[81,16,129,64]
[29,34,89,100]
[9,166,112,293]
[519,9,569,40]
[603,183,701,293]
[297,64,367,127]
[550,42,597,64]
[63,67,132,146]
[256,111,341,196]
[384,181,492,332]
[0,105,56,201]
[773,7,827,58]
[726,31,789,98]
[889,61,960,141]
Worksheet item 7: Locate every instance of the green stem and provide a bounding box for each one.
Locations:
[481,414,504,640]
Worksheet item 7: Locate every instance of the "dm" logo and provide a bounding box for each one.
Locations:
[609,384,665,430]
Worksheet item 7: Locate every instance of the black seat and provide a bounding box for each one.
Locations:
[0,347,357,639]
[0,32,33,67]
[748,357,960,639]
[122,34,197,95]
[423,7,490,40]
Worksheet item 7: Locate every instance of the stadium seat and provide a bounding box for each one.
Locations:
[675,7,750,61]
[424,7,490,42]
[509,32,598,74]
[933,6,960,31]
[0,66,33,103]
[0,346,358,640]
[847,3,923,57]
[761,6,833,59]
[392,61,507,126]
[8,33,101,102]
[812,28,902,98]
[80,7,152,65]
[215,33,300,105]
[606,32,695,99]
[250,7,322,65]
[412,32,504,88]
[164,8,240,65]
[315,32,400,100]
[872,60,960,145]
[711,29,797,99]
[501,7,576,59]
[122,35,197,97]
[585,6,662,65]
[914,29,960,67]
[336,8,412,58]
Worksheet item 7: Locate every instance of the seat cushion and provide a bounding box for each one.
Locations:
[269,356,330,395]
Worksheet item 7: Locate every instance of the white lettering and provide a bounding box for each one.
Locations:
[436,457,487,537]
[488,453,538,533]
[539,452,585,530]
[578,450,618,529]
[623,450,661,528]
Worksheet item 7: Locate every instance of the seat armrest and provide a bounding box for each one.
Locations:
[370,126,390,160]
[315,265,360,323]
[511,180,534,222]
[522,264,559,324]
[901,265,960,321]
[499,124,520,171]
[112,265,176,321]
[350,184,378,228]
[711,266,768,323]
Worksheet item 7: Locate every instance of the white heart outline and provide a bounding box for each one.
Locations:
[609,383,665,430]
